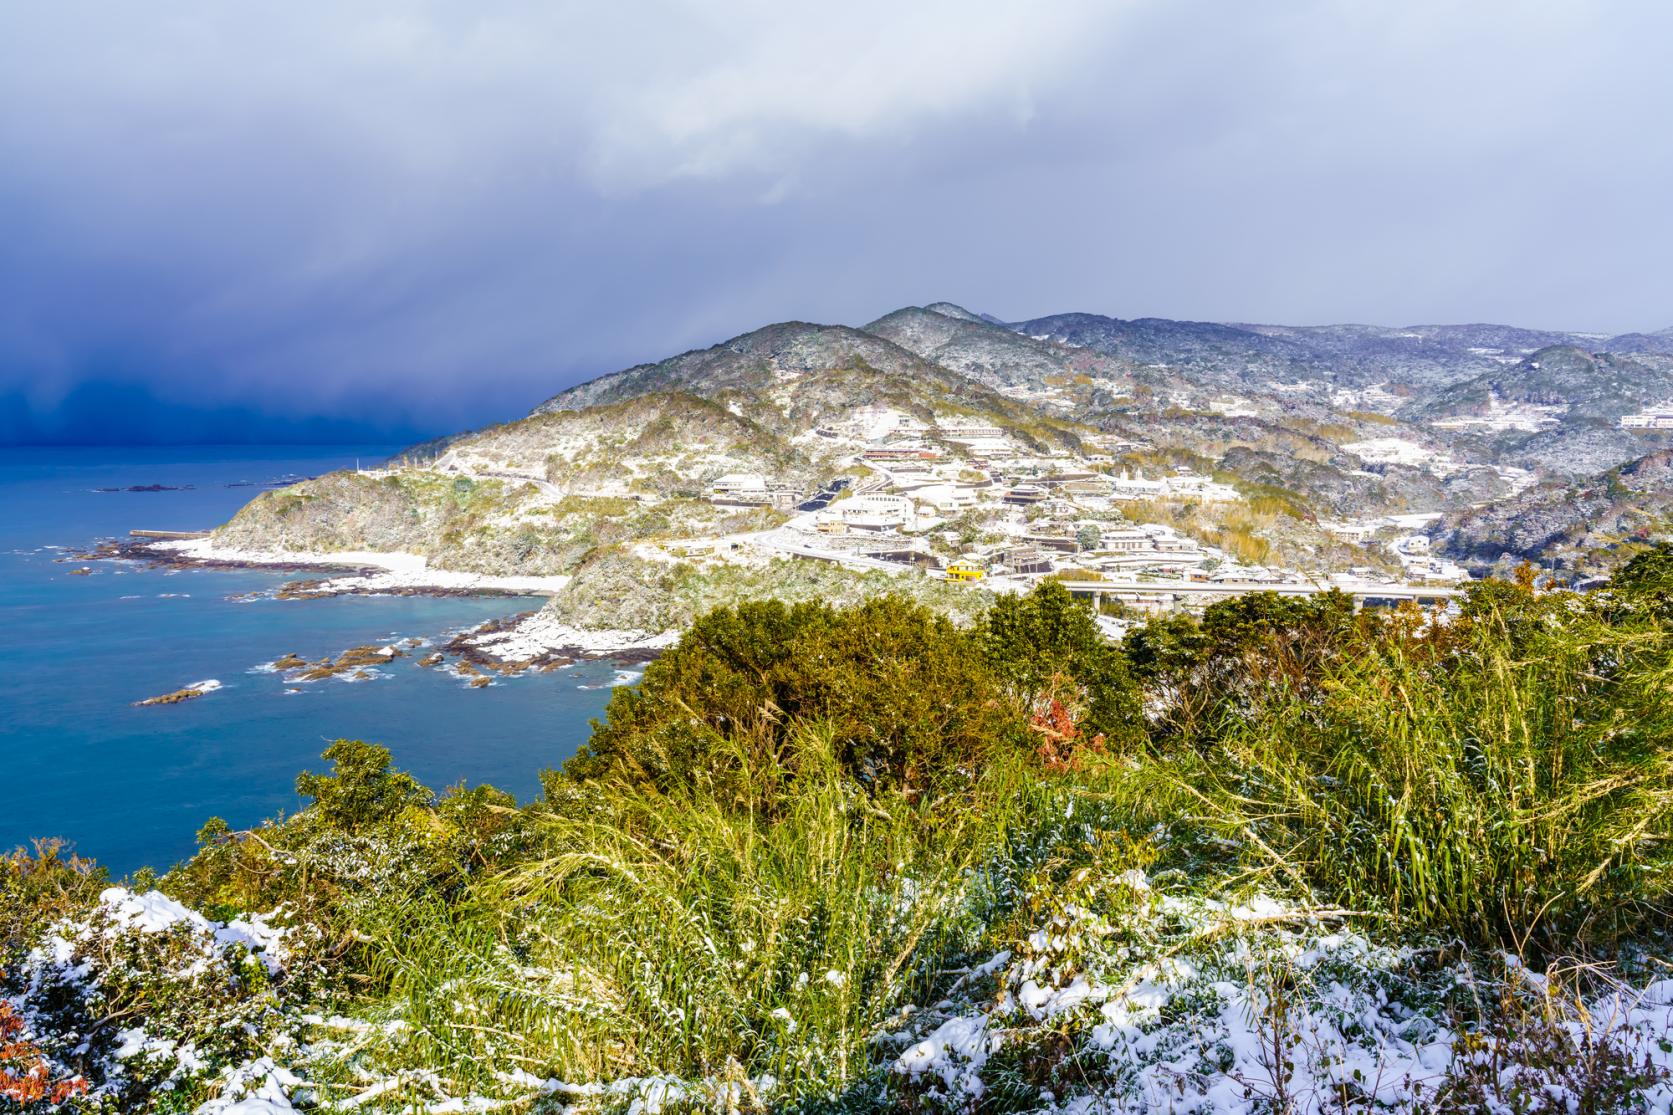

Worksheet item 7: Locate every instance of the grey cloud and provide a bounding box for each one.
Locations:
[1,1,1670,442]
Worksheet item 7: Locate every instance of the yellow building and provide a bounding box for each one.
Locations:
[946,561,986,583]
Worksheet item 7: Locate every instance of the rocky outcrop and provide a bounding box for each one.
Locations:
[266,645,404,683]
[134,680,221,706]
[210,468,778,579]
[214,471,450,555]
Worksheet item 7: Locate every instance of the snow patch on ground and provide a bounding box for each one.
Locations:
[1343,438,1436,466]
[895,1015,999,1099]
[883,878,1673,1113]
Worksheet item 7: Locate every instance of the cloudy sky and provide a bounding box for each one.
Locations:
[3,1,1671,443]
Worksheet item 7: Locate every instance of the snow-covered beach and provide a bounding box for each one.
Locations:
[144,537,680,660]
[154,537,573,597]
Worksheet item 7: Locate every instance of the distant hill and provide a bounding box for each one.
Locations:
[863,304,1127,394]
[1600,326,1673,356]
[1406,345,1673,475]
[1006,312,1592,390]
[208,300,1673,588]
[1438,448,1673,575]
[534,316,1087,451]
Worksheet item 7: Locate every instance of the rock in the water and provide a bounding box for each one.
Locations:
[135,680,221,707]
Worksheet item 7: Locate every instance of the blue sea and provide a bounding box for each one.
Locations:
[0,446,619,876]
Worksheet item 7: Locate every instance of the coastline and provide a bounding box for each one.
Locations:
[157,536,575,596]
[89,534,680,663]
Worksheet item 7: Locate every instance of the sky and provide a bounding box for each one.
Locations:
[3,1,1672,444]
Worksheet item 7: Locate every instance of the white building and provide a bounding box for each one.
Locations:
[1622,405,1673,430]
[1321,521,1380,544]
[1165,472,1242,502]
[936,421,1007,441]
[711,473,768,500]
[1111,469,1166,499]
[912,484,978,512]
[1110,468,1240,502]
[1092,528,1207,571]
[823,493,916,531]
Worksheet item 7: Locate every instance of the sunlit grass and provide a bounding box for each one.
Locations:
[364,726,1048,1103]
[1128,595,1673,950]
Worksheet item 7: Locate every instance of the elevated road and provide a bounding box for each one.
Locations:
[1051,577,1462,611]
[760,538,916,574]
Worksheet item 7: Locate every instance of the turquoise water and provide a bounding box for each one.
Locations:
[0,446,618,876]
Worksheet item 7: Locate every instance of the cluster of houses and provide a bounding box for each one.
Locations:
[685,403,1483,612]
[1320,516,1469,583]
[698,407,1267,585]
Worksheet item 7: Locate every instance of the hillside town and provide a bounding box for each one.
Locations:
[686,404,1466,617]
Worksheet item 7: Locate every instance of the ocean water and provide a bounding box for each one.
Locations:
[0,446,620,876]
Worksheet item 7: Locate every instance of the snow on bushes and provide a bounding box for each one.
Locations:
[2,887,311,1112]
[884,871,1673,1114]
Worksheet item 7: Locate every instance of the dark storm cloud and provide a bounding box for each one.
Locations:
[2,1,1671,443]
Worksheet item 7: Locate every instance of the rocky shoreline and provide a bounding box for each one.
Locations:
[264,577,538,601]
[82,536,385,580]
[444,612,662,673]
[82,535,672,670]
[83,536,564,603]
[253,630,652,691]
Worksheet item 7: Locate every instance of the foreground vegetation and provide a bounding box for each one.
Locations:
[8,552,1673,1112]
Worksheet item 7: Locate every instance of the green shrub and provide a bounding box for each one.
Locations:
[378,727,1032,1104]
[562,595,1023,799]
[294,739,433,833]
[1607,543,1673,622]
[4,887,307,1112]
[979,581,1144,749]
[1125,589,1361,737]
[0,841,105,968]
[166,742,535,969]
[1130,580,1673,951]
